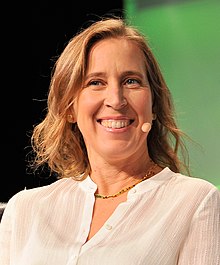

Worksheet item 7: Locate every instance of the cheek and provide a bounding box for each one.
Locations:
[127,91,153,116]
[74,91,101,121]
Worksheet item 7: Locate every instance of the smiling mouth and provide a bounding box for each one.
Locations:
[97,119,134,129]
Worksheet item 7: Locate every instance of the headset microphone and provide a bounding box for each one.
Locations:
[141,122,151,133]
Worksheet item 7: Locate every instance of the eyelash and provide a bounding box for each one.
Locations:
[125,79,141,86]
[89,80,102,86]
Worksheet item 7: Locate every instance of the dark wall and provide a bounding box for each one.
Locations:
[1,2,123,203]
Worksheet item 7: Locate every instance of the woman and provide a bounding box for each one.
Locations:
[0,16,219,265]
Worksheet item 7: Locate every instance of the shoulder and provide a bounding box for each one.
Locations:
[0,177,86,235]
[172,170,218,191]
[4,178,80,213]
[165,168,220,203]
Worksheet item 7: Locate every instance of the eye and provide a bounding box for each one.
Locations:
[84,79,106,90]
[88,80,102,86]
[124,78,141,89]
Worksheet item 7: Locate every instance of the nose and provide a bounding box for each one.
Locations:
[104,84,127,110]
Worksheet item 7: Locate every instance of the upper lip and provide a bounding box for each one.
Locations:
[97,116,134,121]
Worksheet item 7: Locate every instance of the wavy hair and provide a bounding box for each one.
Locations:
[30,16,190,180]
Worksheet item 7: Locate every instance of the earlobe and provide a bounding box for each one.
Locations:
[152,113,157,120]
[67,114,75,123]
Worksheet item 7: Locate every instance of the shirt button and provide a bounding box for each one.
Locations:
[105,224,112,230]
[130,188,137,194]
[69,255,77,261]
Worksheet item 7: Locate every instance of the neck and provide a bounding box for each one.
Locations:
[91,158,155,197]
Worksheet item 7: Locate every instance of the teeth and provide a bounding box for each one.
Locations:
[100,120,130,128]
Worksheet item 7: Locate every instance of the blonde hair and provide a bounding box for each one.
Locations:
[30,16,190,180]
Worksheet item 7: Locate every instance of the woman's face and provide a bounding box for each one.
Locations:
[74,38,154,162]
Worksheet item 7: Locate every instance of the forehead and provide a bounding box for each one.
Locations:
[86,38,146,71]
[89,37,142,56]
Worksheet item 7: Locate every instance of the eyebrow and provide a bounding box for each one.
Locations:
[121,71,145,79]
[85,72,106,80]
[85,71,145,80]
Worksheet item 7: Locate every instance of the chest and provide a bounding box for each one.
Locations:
[86,194,127,241]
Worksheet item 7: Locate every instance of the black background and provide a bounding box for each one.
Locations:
[1,1,123,202]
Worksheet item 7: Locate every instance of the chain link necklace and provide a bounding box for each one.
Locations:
[94,161,158,199]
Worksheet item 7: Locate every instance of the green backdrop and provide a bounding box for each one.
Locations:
[124,0,220,189]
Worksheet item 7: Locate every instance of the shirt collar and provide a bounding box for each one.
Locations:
[78,167,173,196]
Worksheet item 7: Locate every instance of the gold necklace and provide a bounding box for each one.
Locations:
[95,162,157,199]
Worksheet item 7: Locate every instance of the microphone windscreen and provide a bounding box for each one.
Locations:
[141,122,151,133]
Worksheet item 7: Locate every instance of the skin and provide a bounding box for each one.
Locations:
[73,38,156,195]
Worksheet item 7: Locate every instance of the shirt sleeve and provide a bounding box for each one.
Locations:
[178,187,220,265]
[0,196,15,265]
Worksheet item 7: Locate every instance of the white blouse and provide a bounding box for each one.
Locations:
[0,168,219,265]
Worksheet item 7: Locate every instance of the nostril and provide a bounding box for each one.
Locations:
[121,98,127,107]
[105,98,128,109]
